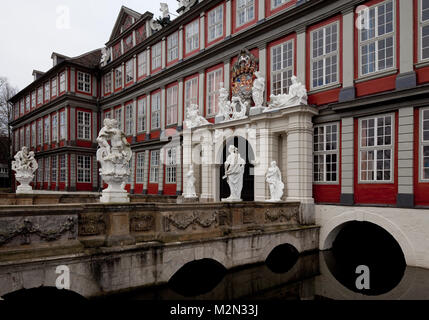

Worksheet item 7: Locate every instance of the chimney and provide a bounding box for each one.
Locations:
[32,70,45,81]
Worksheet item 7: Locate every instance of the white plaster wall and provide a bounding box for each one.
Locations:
[316,205,429,268]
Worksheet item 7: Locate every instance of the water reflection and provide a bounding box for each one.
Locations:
[100,250,429,300]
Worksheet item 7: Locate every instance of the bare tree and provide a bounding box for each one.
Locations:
[0,77,18,187]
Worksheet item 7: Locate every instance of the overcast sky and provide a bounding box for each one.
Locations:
[0,0,179,91]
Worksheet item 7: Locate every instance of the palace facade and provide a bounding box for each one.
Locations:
[9,0,429,208]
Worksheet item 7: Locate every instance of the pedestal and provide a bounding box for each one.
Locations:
[249,106,265,116]
[16,185,33,194]
[100,190,130,203]
[221,198,242,202]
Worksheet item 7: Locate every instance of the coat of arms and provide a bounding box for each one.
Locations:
[231,49,259,104]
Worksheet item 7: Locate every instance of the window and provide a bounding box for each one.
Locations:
[44,157,50,183]
[115,66,122,89]
[206,68,223,116]
[44,117,50,144]
[31,122,36,147]
[272,0,289,9]
[51,156,57,183]
[25,126,30,147]
[52,114,58,142]
[77,111,91,140]
[114,108,122,130]
[137,51,147,78]
[104,72,112,94]
[313,123,339,183]
[20,99,24,115]
[37,87,43,105]
[125,103,134,136]
[166,85,178,125]
[185,77,198,111]
[124,34,133,52]
[167,32,179,63]
[165,147,177,184]
[420,0,429,61]
[59,72,66,92]
[37,120,42,146]
[150,150,160,183]
[236,0,255,27]
[51,77,57,97]
[151,93,161,130]
[25,95,30,112]
[128,154,134,184]
[359,114,394,182]
[208,5,223,42]
[311,22,339,89]
[271,39,294,95]
[125,59,134,83]
[77,71,91,93]
[137,97,146,133]
[359,0,395,76]
[151,42,162,70]
[104,111,112,121]
[136,25,146,44]
[44,82,50,102]
[59,155,66,182]
[421,108,429,180]
[77,155,91,183]
[136,152,145,183]
[60,111,66,140]
[31,91,36,109]
[185,20,199,53]
[37,159,43,182]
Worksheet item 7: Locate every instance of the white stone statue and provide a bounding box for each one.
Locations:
[184,164,197,198]
[97,118,132,203]
[184,104,210,129]
[12,147,38,194]
[150,19,162,31]
[252,71,265,108]
[266,75,308,111]
[231,96,248,120]
[222,145,246,202]
[160,3,170,19]
[100,47,109,67]
[217,84,232,122]
[266,161,284,202]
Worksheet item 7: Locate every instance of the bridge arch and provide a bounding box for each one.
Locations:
[320,209,416,266]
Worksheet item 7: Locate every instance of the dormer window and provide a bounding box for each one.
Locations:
[77,71,91,93]
[124,34,133,52]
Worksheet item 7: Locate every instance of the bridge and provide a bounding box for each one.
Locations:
[0,195,318,298]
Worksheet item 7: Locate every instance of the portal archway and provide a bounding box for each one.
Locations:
[219,136,255,201]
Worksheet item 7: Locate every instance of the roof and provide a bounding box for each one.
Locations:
[109,6,143,42]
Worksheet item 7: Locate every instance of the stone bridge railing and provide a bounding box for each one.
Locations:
[0,201,303,262]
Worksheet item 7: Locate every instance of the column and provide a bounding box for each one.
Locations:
[65,154,69,190]
[226,0,232,37]
[255,123,275,201]
[224,61,230,89]
[143,150,150,194]
[198,71,205,115]
[132,30,136,46]
[133,99,137,137]
[146,47,151,76]
[70,153,76,191]
[70,68,75,92]
[110,69,114,92]
[200,12,205,50]
[146,95,151,139]
[396,0,417,90]
[296,27,306,86]
[130,151,136,194]
[92,111,97,142]
[285,114,314,204]
[339,8,356,102]
[200,141,214,201]
[158,148,164,195]
[120,39,124,55]
[161,86,166,134]
[69,107,76,143]
[121,62,125,88]
[258,0,265,21]
[178,79,184,129]
[258,44,267,102]
[397,107,414,208]
[176,139,182,195]
[178,27,184,60]
[161,37,167,69]
[340,117,354,205]
[133,55,137,83]
[92,154,97,191]
[182,128,192,195]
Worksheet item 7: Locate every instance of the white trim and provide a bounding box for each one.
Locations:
[420,107,429,182]
[207,4,224,43]
[270,38,295,95]
[419,0,429,62]
[149,150,160,183]
[206,67,223,117]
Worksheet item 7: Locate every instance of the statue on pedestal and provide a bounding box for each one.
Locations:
[184,104,210,129]
[12,147,38,194]
[266,161,284,202]
[252,71,265,108]
[222,145,245,202]
[184,164,197,198]
[266,75,307,111]
[217,85,232,122]
[96,118,132,203]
